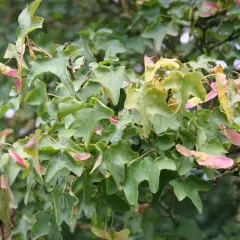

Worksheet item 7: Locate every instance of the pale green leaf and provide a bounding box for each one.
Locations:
[114,229,131,240]
[28,58,75,95]
[44,151,84,185]
[125,86,173,136]
[91,227,112,240]
[90,66,129,105]
[16,0,44,45]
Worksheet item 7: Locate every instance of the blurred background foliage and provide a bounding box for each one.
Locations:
[0,0,240,239]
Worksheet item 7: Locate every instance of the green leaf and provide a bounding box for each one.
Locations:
[104,140,138,189]
[142,22,178,51]
[52,190,79,226]
[114,229,130,240]
[0,102,13,119]
[13,215,32,240]
[54,44,83,61]
[166,216,204,240]
[227,4,240,15]
[32,211,62,240]
[90,66,129,105]
[170,176,212,213]
[125,86,173,136]
[25,80,48,105]
[57,97,86,119]
[73,171,95,218]
[163,71,206,107]
[44,151,84,186]
[73,171,95,204]
[28,58,75,95]
[167,5,185,18]
[104,195,130,213]
[156,135,175,152]
[4,158,22,185]
[153,114,180,134]
[198,138,228,155]
[40,100,58,122]
[70,99,114,146]
[100,111,134,143]
[4,43,28,68]
[91,227,112,240]
[123,156,176,205]
[16,0,44,45]
[142,156,176,193]
[39,135,83,152]
[24,133,43,184]
[78,82,102,102]
[188,55,215,72]
[185,72,206,101]
[103,39,126,57]
[0,189,10,227]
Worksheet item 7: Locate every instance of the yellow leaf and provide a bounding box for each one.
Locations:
[144,56,180,82]
[155,58,180,70]
[216,73,234,123]
[211,64,224,73]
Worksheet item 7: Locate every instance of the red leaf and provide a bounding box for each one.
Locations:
[197,155,234,169]
[94,126,103,135]
[176,144,234,169]
[0,129,13,137]
[9,149,29,168]
[0,63,18,77]
[176,144,192,156]
[0,175,8,189]
[200,1,220,17]
[110,115,118,124]
[222,127,240,146]
[24,136,37,149]
[19,44,25,71]
[73,152,91,161]
[16,78,22,94]
[0,62,23,93]
[204,1,219,8]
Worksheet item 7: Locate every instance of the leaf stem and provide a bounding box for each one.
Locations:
[128,149,155,166]
[47,93,64,99]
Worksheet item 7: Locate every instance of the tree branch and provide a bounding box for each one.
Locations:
[207,32,240,49]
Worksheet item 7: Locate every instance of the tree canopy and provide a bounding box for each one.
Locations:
[0,0,240,239]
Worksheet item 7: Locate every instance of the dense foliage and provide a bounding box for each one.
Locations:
[0,0,240,239]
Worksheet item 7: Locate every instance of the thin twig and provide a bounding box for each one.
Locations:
[211,166,239,184]
[207,32,240,49]
[159,202,179,226]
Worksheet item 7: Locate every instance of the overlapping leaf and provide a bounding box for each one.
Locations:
[123,156,176,205]
[125,86,173,136]
[170,176,212,213]
[90,66,129,105]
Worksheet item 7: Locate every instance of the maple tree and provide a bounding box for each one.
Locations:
[0,0,240,239]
